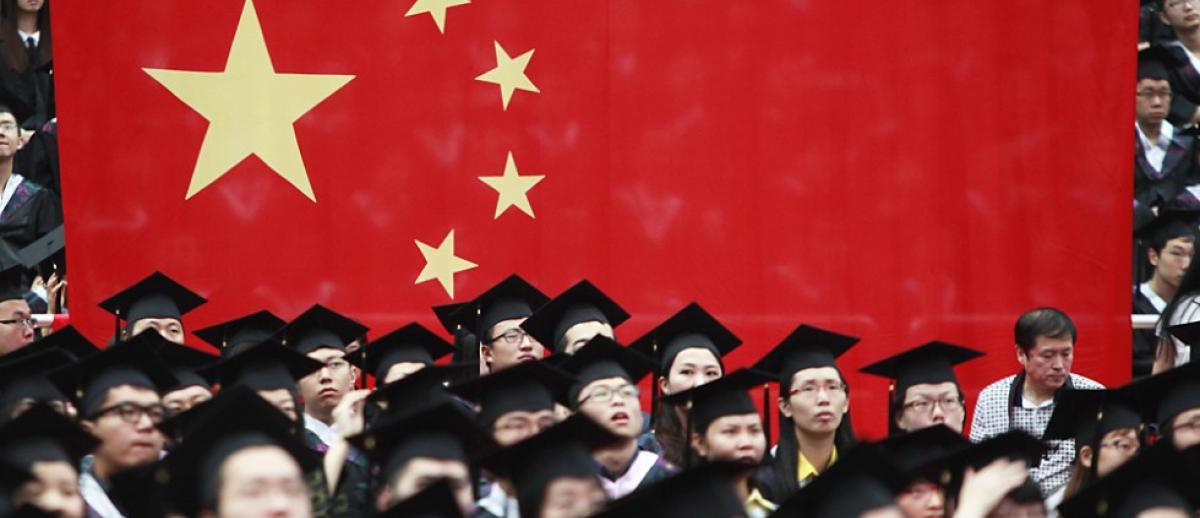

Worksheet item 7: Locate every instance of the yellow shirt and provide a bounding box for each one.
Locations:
[745,488,778,518]
[797,446,838,482]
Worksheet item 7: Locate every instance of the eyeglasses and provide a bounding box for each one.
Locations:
[902,397,964,415]
[0,318,35,329]
[1098,438,1139,454]
[1137,89,1173,100]
[581,384,639,405]
[1167,0,1200,10]
[90,402,168,425]
[494,415,556,434]
[487,328,533,346]
[788,382,846,400]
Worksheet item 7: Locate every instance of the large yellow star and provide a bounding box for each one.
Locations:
[144,0,354,202]
[474,41,539,110]
[479,151,544,219]
[415,230,478,298]
[406,0,471,34]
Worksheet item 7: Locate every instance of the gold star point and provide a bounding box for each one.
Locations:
[415,230,478,298]
[479,151,544,219]
[474,41,539,110]
[405,0,471,34]
[144,0,354,202]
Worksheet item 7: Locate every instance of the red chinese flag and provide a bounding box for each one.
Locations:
[52,1,1131,437]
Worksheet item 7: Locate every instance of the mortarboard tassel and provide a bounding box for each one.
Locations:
[762,382,772,445]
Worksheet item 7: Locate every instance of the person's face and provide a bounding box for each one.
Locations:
[1161,0,1200,30]
[560,321,614,355]
[692,413,765,465]
[0,298,34,354]
[779,367,848,435]
[213,446,311,518]
[1170,407,1200,449]
[1134,509,1191,518]
[381,362,425,384]
[540,476,607,518]
[482,318,544,371]
[1137,78,1173,126]
[130,318,186,345]
[257,388,299,423]
[576,377,643,438]
[387,458,472,516]
[492,408,556,446]
[298,348,356,414]
[1150,237,1194,290]
[1015,336,1073,393]
[15,0,44,14]
[80,385,166,472]
[162,385,213,416]
[984,499,1046,518]
[0,112,22,159]
[896,382,964,434]
[1086,428,1140,477]
[659,348,722,396]
[896,481,944,518]
[10,460,84,518]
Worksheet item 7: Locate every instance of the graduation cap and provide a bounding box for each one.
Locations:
[1042,389,1142,456]
[348,400,494,481]
[145,334,219,392]
[873,424,970,487]
[158,385,318,517]
[1136,208,1200,249]
[942,430,1046,497]
[480,413,623,518]
[376,479,462,518]
[15,224,63,280]
[771,444,908,518]
[662,368,772,435]
[1058,442,1200,518]
[628,302,741,375]
[447,274,549,341]
[751,324,860,391]
[556,335,656,405]
[367,363,477,416]
[23,326,100,360]
[859,341,984,434]
[0,347,71,418]
[49,336,179,416]
[1119,353,1200,429]
[435,302,482,371]
[192,310,286,358]
[276,304,368,355]
[0,404,98,471]
[446,359,575,428]
[97,272,206,336]
[197,340,323,392]
[519,279,630,353]
[346,323,454,380]
[1139,44,1177,82]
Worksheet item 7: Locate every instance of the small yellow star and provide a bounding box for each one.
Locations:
[406,0,470,34]
[474,41,539,110]
[144,0,354,202]
[415,230,478,298]
[479,152,544,219]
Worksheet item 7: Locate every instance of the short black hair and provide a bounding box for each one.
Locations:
[1014,307,1077,353]
[0,104,15,119]
[1151,229,1195,254]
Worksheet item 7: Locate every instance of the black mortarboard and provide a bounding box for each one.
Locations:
[198,340,323,392]
[0,348,71,417]
[770,445,908,518]
[0,239,27,302]
[348,400,494,480]
[433,302,470,335]
[751,324,859,391]
[107,462,173,518]
[447,359,574,427]
[159,385,317,517]
[347,323,454,380]
[942,430,1046,497]
[146,335,219,391]
[1058,442,1200,518]
[448,275,549,341]
[1119,356,1200,431]
[1139,45,1176,82]
[860,341,984,397]
[50,337,179,417]
[481,413,622,518]
[436,302,481,370]
[1168,320,1200,348]
[520,280,630,353]
[1137,208,1200,248]
[557,335,655,404]
[662,368,771,434]
[192,310,286,357]
[628,302,741,375]
[367,363,477,415]
[376,479,462,518]
[594,461,748,518]
[97,271,206,327]
[0,405,97,471]
[25,326,100,360]
[874,424,970,487]
[277,304,368,355]
[1042,389,1143,455]
[16,225,64,280]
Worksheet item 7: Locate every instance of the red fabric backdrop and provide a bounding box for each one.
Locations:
[51,1,1132,438]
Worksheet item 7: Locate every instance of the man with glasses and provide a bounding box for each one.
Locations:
[1157,0,1200,127]
[448,275,550,374]
[0,106,59,251]
[0,276,35,355]
[859,341,984,436]
[49,336,177,518]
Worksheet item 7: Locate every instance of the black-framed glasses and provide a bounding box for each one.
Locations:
[0,318,35,329]
[89,402,168,425]
[580,384,639,405]
[902,397,964,415]
[1137,89,1173,100]
[486,328,533,346]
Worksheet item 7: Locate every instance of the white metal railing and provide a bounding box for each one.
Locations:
[1133,314,1158,330]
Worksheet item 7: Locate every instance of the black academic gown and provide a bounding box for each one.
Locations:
[0,176,60,248]
[1134,127,1199,211]
[0,34,52,129]
[1133,287,1161,378]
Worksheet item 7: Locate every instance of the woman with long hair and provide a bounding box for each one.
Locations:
[1040,390,1143,515]
[1154,244,1200,372]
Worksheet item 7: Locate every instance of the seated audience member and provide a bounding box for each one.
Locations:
[1040,389,1143,512]
[969,308,1102,497]
[1122,354,1200,450]
[876,425,969,518]
[859,341,984,436]
[1057,441,1200,518]
[448,275,550,373]
[0,405,95,518]
[0,0,52,130]
[1134,210,1197,376]
[520,279,629,355]
[98,271,206,345]
[346,322,454,384]
[0,105,56,249]
[192,310,286,358]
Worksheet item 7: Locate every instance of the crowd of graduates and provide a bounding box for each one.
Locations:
[0,269,1197,518]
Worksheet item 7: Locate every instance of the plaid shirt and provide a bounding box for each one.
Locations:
[968,373,1104,496]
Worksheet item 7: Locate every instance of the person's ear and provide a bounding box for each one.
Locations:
[1015,345,1028,367]
[777,397,792,419]
[690,432,708,458]
[1149,247,1162,268]
[480,344,493,367]
[1079,446,1094,469]
[658,376,670,396]
[350,365,360,383]
[1160,8,1172,27]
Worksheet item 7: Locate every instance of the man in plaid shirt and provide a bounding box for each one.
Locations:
[968,308,1104,497]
